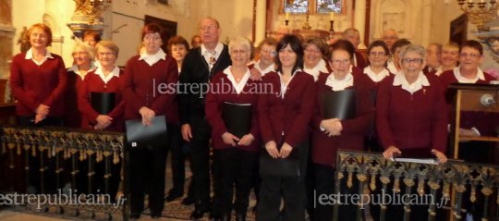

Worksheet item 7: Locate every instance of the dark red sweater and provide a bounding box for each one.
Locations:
[376,74,448,154]
[205,71,261,152]
[439,70,497,136]
[311,72,374,167]
[10,53,67,117]
[78,70,125,132]
[257,71,315,148]
[121,55,179,124]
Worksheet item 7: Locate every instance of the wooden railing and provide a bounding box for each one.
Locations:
[0,126,127,220]
[334,150,499,221]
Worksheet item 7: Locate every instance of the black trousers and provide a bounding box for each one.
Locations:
[214,148,258,215]
[188,116,212,211]
[313,164,358,221]
[167,124,193,196]
[129,128,169,214]
[18,116,63,194]
[256,142,308,221]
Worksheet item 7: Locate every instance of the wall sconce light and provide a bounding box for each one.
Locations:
[457,0,498,32]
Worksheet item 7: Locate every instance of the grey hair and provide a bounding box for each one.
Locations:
[399,44,426,60]
[228,37,253,57]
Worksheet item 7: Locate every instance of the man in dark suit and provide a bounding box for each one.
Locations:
[343,28,367,69]
[178,17,232,220]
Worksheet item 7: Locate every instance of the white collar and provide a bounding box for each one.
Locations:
[325,72,354,91]
[223,66,251,94]
[277,69,301,98]
[434,67,443,76]
[304,59,329,82]
[25,48,54,65]
[392,72,430,94]
[453,66,485,83]
[24,48,54,60]
[363,66,390,83]
[254,60,275,76]
[95,65,120,84]
[139,49,167,66]
[68,63,97,79]
[201,42,224,57]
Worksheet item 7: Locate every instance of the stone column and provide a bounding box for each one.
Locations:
[353,0,367,49]
[255,0,266,45]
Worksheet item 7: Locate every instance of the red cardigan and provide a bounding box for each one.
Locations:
[354,51,367,70]
[439,70,497,136]
[257,71,315,148]
[121,55,179,124]
[376,74,448,154]
[10,53,67,117]
[205,71,261,152]
[78,70,125,132]
[311,72,374,167]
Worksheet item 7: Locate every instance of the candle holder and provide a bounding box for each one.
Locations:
[329,20,335,32]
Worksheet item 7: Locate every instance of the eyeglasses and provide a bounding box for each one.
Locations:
[459,53,481,58]
[98,52,115,57]
[331,59,350,64]
[231,49,248,55]
[369,51,386,57]
[401,58,423,64]
[198,24,218,31]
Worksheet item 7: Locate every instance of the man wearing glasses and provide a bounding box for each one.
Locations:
[179,17,232,220]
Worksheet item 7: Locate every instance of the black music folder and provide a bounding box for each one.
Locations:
[222,102,252,138]
[259,147,301,177]
[322,88,356,120]
[90,92,116,114]
[125,115,167,148]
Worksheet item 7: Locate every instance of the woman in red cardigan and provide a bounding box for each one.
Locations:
[205,37,260,221]
[78,40,124,132]
[77,40,123,199]
[121,23,178,219]
[10,23,67,126]
[256,34,315,221]
[311,40,374,221]
[10,23,67,195]
[376,44,448,221]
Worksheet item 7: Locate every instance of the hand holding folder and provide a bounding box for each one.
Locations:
[322,88,356,120]
[222,102,252,138]
[125,115,167,148]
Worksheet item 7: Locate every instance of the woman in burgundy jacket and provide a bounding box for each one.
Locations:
[311,40,374,221]
[376,44,448,221]
[10,23,67,126]
[78,40,124,132]
[121,23,178,219]
[205,37,260,221]
[256,34,315,221]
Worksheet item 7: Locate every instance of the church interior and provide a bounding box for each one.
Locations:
[1,0,499,221]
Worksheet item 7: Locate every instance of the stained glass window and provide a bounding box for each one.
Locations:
[284,0,309,14]
[317,0,342,13]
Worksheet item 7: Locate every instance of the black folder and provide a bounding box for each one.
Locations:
[90,92,116,114]
[125,115,167,148]
[259,147,300,177]
[322,88,356,120]
[222,102,252,138]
